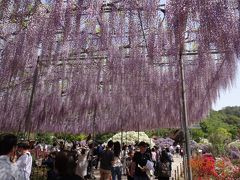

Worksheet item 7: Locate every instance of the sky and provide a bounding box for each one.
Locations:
[212,63,240,110]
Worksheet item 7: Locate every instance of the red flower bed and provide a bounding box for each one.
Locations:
[191,154,218,179]
[191,155,240,179]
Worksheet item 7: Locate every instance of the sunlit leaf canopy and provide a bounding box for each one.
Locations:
[0,0,239,134]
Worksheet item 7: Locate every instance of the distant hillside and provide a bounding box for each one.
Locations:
[219,106,240,127]
[220,106,240,117]
[191,106,240,142]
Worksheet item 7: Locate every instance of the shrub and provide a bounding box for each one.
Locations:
[191,154,218,179]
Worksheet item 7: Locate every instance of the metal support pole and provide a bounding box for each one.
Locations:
[137,123,140,143]
[121,130,123,147]
[120,116,123,147]
[25,57,39,139]
[126,131,127,145]
[179,101,187,179]
[178,50,192,180]
[182,134,188,179]
[92,103,97,146]
[64,134,67,149]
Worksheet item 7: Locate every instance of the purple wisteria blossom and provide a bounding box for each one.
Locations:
[0,0,239,133]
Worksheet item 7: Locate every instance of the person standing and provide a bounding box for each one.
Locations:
[51,151,83,180]
[100,140,114,180]
[0,134,24,180]
[169,145,174,155]
[166,148,173,173]
[95,143,104,169]
[16,142,33,180]
[126,150,134,180]
[175,144,180,157]
[86,142,96,179]
[121,145,128,176]
[130,141,151,180]
[75,148,89,179]
[157,149,172,180]
[112,141,122,180]
[151,148,157,167]
[59,141,65,151]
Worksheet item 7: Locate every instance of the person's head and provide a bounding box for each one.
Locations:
[166,147,170,153]
[107,140,114,149]
[113,141,121,157]
[138,141,147,153]
[17,142,30,155]
[55,151,77,176]
[55,151,69,176]
[29,140,35,149]
[128,150,134,158]
[81,148,86,155]
[0,134,18,156]
[88,142,93,149]
[71,143,77,150]
[122,145,127,150]
[17,142,30,150]
[67,152,78,175]
[161,149,169,161]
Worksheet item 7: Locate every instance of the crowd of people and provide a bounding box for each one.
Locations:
[0,133,183,180]
[0,134,32,180]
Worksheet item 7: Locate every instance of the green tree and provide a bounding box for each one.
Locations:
[190,128,205,143]
[35,133,54,144]
[95,133,114,143]
[208,127,231,156]
[199,109,240,140]
[54,133,87,142]
[220,106,240,117]
[145,128,176,138]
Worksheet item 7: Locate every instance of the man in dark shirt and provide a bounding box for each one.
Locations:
[99,140,114,180]
[131,141,151,180]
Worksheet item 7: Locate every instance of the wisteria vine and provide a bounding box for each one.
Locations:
[0,0,239,133]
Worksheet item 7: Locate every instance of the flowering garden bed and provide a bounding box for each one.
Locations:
[191,155,240,179]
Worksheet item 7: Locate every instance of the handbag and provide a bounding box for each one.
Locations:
[159,162,171,177]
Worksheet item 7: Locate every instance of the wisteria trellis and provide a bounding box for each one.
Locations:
[0,0,239,134]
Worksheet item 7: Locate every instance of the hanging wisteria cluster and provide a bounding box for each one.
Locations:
[0,0,239,134]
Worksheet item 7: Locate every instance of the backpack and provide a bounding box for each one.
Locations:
[159,162,171,177]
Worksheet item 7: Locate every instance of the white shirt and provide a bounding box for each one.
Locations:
[16,152,32,180]
[76,150,89,178]
[0,155,24,180]
[151,152,156,162]
[112,156,122,167]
